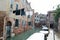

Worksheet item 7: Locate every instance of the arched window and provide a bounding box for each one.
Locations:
[28,22,31,26]
[10,0,14,8]
[7,21,12,26]
[15,19,19,27]
[16,4,18,10]
[22,20,26,27]
[28,15,30,18]
[10,4,13,8]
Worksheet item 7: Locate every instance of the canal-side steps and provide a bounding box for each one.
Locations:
[13,26,32,35]
[6,28,41,40]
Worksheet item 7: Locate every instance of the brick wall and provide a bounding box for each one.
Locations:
[0,11,7,40]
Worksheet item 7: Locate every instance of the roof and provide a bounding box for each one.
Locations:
[48,10,56,13]
[47,10,56,16]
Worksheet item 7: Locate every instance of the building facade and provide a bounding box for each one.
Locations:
[47,10,56,28]
[39,14,46,25]
[33,12,41,28]
[0,11,7,40]
[0,0,34,40]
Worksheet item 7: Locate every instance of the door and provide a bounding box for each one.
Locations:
[6,21,12,38]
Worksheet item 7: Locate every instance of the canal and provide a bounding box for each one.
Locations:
[6,28,41,40]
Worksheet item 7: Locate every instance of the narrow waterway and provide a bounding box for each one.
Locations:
[47,29,54,40]
[47,29,60,40]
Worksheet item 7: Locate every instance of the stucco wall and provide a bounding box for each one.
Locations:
[0,0,10,11]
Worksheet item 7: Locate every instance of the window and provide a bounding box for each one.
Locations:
[22,20,26,26]
[13,10,20,15]
[15,19,19,27]
[10,4,13,8]
[16,4,18,10]
[16,10,20,15]
[37,20,38,21]
[28,15,30,18]
[21,9,26,16]
[13,8,25,15]
[39,19,40,21]
[37,16,38,17]
[10,0,14,8]
[35,19,36,21]
[28,22,31,26]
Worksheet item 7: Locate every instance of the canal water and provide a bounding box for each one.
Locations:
[47,29,60,40]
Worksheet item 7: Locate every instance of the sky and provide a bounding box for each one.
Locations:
[27,0,60,14]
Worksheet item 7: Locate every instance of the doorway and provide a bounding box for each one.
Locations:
[6,21,12,38]
[50,23,54,28]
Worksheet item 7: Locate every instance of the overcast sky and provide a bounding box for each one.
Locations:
[27,0,60,14]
